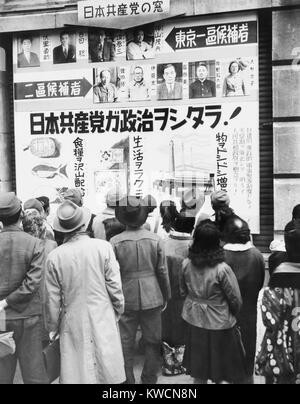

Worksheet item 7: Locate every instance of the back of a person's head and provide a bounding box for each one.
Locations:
[160,201,178,233]
[173,211,195,235]
[285,220,300,262]
[37,196,50,211]
[223,217,251,245]
[189,221,224,269]
[292,204,300,221]
[143,194,157,214]
[0,209,22,227]
[22,210,46,240]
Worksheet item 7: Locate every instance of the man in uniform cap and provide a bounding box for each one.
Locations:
[0,192,48,384]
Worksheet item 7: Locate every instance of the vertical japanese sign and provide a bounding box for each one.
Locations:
[13,13,260,232]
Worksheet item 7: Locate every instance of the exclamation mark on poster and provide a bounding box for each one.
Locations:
[224,106,242,126]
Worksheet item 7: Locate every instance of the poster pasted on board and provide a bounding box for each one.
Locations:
[13,14,260,232]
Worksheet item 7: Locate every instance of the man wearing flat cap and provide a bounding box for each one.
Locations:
[111,196,171,384]
[0,192,48,384]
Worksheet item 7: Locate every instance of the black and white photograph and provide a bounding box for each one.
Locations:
[53,31,77,65]
[17,34,40,68]
[93,67,120,104]
[189,61,216,99]
[2,0,300,389]
[127,65,152,102]
[126,25,155,61]
[88,29,116,63]
[222,59,249,97]
[157,63,183,100]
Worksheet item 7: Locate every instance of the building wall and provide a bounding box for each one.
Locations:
[273,8,300,232]
[0,0,299,32]
[1,0,300,240]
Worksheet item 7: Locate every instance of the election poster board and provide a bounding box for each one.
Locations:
[13,13,260,232]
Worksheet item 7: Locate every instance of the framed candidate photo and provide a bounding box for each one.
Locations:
[88,29,126,63]
[157,63,183,101]
[189,61,216,99]
[126,65,153,102]
[221,58,254,98]
[53,31,77,65]
[93,67,122,104]
[17,34,40,68]
[126,25,155,61]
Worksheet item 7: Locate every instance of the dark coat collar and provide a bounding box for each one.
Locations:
[269,262,300,289]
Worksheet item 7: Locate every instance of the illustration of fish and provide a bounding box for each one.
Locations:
[24,137,61,158]
[32,164,69,179]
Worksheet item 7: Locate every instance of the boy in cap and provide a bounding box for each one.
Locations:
[0,192,48,384]
[111,196,171,384]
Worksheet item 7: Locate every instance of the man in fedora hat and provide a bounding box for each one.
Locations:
[44,200,125,384]
[111,196,171,384]
[0,192,48,384]
[63,188,97,238]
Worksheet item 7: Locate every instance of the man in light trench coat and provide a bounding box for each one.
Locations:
[44,200,126,384]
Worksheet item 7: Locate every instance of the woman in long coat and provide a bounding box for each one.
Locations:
[223,217,265,384]
[44,200,125,384]
[162,210,195,375]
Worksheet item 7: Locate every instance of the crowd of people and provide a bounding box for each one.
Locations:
[0,188,300,384]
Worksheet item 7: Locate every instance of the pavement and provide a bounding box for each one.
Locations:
[14,286,268,385]
[14,340,265,385]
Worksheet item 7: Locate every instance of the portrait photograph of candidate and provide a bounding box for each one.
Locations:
[189,61,216,99]
[17,35,40,68]
[93,68,119,104]
[127,65,151,102]
[223,59,249,97]
[157,63,183,101]
[89,29,116,63]
[126,26,154,61]
[53,31,76,64]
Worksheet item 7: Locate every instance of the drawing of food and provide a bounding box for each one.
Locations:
[32,164,69,179]
[24,137,61,158]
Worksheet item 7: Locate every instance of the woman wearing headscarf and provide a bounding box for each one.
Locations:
[22,210,57,347]
[210,190,243,244]
[180,221,246,384]
[161,207,195,376]
[223,217,265,384]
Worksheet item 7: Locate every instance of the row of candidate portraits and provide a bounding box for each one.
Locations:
[93,60,251,104]
[17,28,157,68]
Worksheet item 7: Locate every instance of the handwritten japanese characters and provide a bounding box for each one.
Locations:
[73,137,86,197]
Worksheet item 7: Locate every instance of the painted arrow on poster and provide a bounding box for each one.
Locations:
[165,21,258,51]
[14,77,93,100]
